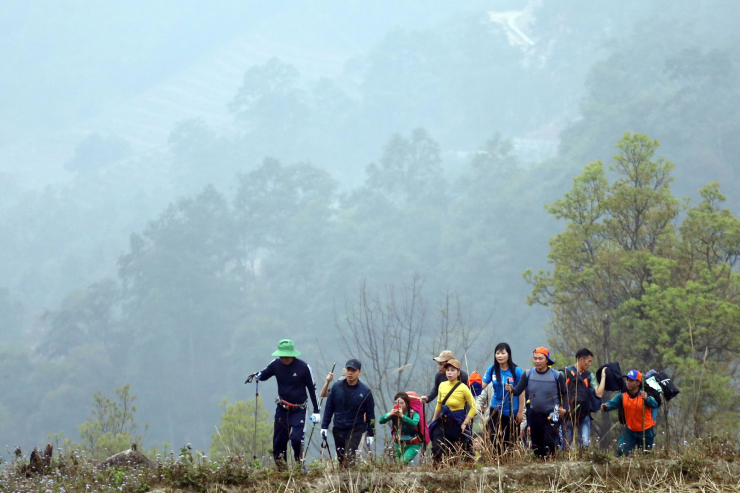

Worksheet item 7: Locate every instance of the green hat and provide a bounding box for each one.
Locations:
[272,339,301,357]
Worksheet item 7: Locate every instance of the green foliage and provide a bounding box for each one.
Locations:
[527,133,740,439]
[75,384,143,459]
[209,398,272,459]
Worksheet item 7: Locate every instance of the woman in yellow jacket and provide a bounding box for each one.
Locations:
[429,359,477,464]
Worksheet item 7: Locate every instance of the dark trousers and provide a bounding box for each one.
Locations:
[529,411,559,458]
[488,410,516,455]
[273,407,305,465]
[431,416,468,463]
[332,424,365,466]
[617,426,656,456]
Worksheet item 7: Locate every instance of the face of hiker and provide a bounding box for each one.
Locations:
[437,361,447,373]
[279,357,294,365]
[532,353,548,370]
[578,356,593,371]
[445,366,460,381]
[625,378,640,393]
[495,349,509,366]
[345,367,361,385]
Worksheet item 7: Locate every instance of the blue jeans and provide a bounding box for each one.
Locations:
[565,414,591,448]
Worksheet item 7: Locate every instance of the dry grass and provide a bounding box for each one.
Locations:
[2,437,740,492]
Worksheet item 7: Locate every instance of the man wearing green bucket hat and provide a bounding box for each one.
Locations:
[246,339,319,468]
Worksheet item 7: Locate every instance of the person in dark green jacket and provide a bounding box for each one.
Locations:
[379,392,421,464]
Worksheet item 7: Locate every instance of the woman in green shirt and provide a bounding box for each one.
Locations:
[379,392,421,464]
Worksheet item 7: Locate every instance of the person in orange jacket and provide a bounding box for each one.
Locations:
[601,370,659,456]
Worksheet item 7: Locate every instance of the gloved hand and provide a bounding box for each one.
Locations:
[244,372,259,384]
[309,413,321,424]
[320,429,328,438]
[366,437,374,447]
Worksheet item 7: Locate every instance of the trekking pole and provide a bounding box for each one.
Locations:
[320,435,336,471]
[421,400,427,463]
[302,362,336,467]
[254,379,259,461]
[641,376,646,453]
[509,377,515,446]
[395,412,401,462]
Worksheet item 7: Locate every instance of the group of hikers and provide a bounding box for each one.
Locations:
[246,339,676,469]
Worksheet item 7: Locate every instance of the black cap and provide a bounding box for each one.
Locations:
[345,359,362,370]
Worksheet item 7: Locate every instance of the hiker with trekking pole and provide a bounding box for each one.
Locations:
[562,348,606,449]
[505,347,568,458]
[600,370,658,456]
[320,359,376,467]
[245,339,320,470]
[479,343,525,455]
[379,392,423,464]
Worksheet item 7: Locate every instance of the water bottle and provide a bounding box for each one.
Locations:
[550,404,559,423]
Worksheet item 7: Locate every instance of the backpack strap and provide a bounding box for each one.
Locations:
[566,366,591,388]
[441,381,463,406]
[552,369,566,407]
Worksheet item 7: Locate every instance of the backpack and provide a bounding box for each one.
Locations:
[645,369,680,401]
[405,391,430,444]
[644,374,663,408]
[468,371,483,397]
[596,362,627,393]
[565,366,592,419]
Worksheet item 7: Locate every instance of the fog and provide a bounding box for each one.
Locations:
[1,0,739,453]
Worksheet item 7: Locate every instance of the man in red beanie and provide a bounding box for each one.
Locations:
[506,347,568,458]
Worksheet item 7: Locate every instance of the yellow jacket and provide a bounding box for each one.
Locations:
[436,379,477,418]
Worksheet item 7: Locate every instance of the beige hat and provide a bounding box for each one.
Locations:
[433,350,456,362]
[444,359,462,370]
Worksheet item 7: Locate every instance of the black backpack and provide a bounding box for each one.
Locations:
[646,370,680,401]
[565,366,592,419]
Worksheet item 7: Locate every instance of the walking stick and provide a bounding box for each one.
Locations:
[320,435,336,471]
[641,376,646,453]
[254,379,259,461]
[395,412,402,462]
[421,400,427,462]
[302,362,336,467]
[509,377,515,446]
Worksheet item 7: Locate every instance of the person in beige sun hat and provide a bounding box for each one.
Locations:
[421,350,469,404]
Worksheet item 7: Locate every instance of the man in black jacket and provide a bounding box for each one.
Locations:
[247,339,319,469]
[421,350,469,403]
[321,359,375,466]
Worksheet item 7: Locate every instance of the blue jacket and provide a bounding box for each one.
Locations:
[321,379,375,437]
[257,358,320,413]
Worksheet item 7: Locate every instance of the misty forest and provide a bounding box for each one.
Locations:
[2,0,740,471]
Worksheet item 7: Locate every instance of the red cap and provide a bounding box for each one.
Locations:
[533,346,555,365]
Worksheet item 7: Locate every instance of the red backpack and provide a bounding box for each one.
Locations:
[406,391,430,444]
